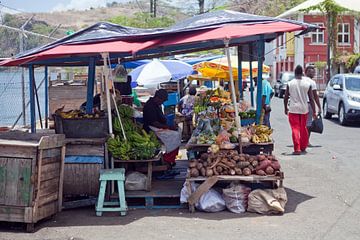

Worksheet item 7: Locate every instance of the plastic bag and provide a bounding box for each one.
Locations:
[247,188,287,214]
[197,188,226,212]
[180,182,225,212]
[223,184,251,213]
[309,114,323,134]
[125,172,147,191]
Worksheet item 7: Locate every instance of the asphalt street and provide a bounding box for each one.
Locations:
[1,97,360,240]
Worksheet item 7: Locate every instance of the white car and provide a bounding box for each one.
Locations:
[323,74,360,125]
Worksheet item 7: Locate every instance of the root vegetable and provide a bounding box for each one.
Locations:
[213,168,219,175]
[257,155,266,161]
[234,167,242,175]
[239,156,246,162]
[190,168,199,177]
[237,161,250,168]
[230,169,236,175]
[243,168,251,176]
[251,160,259,167]
[200,153,209,161]
[189,161,197,168]
[271,160,281,170]
[232,156,240,161]
[200,167,206,176]
[256,169,266,176]
[202,161,208,167]
[206,168,214,177]
[248,165,255,172]
[265,166,275,175]
[196,163,203,170]
[256,159,272,171]
[216,166,223,173]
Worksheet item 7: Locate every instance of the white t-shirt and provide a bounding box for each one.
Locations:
[305,77,316,102]
[288,77,311,114]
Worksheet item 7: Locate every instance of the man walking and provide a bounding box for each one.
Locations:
[305,65,322,145]
[284,65,316,155]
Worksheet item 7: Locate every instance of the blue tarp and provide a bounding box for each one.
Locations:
[65,155,103,164]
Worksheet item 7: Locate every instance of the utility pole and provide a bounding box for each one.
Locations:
[150,0,156,17]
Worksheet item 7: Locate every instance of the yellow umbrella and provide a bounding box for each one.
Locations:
[193,56,270,80]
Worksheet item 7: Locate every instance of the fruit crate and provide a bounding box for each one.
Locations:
[54,114,109,138]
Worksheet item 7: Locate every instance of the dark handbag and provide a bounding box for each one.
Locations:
[309,114,323,134]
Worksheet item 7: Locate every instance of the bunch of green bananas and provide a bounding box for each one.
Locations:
[118,104,134,119]
[107,136,131,160]
[128,130,159,159]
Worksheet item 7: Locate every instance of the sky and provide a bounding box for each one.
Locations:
[0,0,131,13]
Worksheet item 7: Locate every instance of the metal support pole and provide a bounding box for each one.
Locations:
[29,65,36,133]
[256,35,265,124]
[237,46,243,100]
[326,14,332,82]
[224,39,241,131]
[44,66,49,128]
[86,57,96,114]
[20,34,26,126]
[249,43,254,107]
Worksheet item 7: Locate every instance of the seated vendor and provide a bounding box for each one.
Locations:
[178,86,196,141]
[143,89,181,167]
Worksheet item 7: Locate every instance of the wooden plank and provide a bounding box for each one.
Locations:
[34,201,58,222]
[42,148,61,159]
[32,150,43,219]
[40,178,59,191]
[4,158,20,206]
[41,156,61,166]
[66,144,104,156]
[0,146,37,158]
[188,176,219,206]
[58,146,65,211]
[38,192,58,206]
[40,169,60,182]
[38,135,65,149]
[41,162,60,174]
[0,158,7,204]
[0,206,26,222]
[65,138,106,145]
[16,159,32,207]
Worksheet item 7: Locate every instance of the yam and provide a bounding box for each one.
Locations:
[230,169,236,175]
[237,161,250,168]
[243,168,251,176]
[248,165,255,172]
[213,168,219,175]
[251,160,259,167]
[230,159,237,165]
[232,156,240,161]
[206,168,214,177]
[200,167,206,177]
[256,159,272,171]
[265,166,275,175]
[256,169,266,176]
[216,166,223,173]
[190,168,199,177]
[202,161,208,167]
[234,167,242,175]
[189,161,197,168]
[267,155,274,160]
[196,163,203,170]
[271,160,281,170]
[257,154,266,161]
[239,156,246,162]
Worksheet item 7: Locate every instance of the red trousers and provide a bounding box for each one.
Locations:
[163,147,179,164]
[288,113,309,152]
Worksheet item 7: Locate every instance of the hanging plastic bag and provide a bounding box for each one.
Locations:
[125,172,147,191]
[247,188,287,214]
[309,113,323,134]
[223,184,251,213]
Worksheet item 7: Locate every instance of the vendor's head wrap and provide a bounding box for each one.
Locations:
[155,89,168,101]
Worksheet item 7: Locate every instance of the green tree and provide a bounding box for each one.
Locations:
[108,12,175,28]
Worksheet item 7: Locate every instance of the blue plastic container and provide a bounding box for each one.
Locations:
[163,92,179,107]
[241,118,256,126]
[166,114,175,126]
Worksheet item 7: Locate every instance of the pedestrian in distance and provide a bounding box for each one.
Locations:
[305,65,322,146]
[354,60,360,74]
[284,65,316,155]
[254,77,274,128]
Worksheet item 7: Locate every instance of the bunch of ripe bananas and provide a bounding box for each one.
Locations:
[251,125,273,143]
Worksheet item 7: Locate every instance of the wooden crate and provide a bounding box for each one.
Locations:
[63,138,106,197]
[0,132,65,232]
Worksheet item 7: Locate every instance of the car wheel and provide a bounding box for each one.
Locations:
[338,103,347,126]
[323,99,332,119]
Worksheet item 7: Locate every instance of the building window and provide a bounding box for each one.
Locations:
[338,23,350,45]
[311,23,324,44]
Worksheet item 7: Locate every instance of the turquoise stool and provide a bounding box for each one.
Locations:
[96,168,127,216]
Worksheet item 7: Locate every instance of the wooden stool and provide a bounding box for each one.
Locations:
[95,168,127,216]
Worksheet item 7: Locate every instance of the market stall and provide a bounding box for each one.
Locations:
[0,10,319,218]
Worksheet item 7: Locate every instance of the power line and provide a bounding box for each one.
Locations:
[0,2,27,13]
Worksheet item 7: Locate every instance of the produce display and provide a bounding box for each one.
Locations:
[107,105,161,160]
[239,109,256,119]
[55,108,105,119]
[240,124,273,144]
[188,149,281,177]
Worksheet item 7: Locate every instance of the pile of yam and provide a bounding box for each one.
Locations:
[188,151,281,178]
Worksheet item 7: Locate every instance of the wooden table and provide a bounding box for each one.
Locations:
[185,172,284,213]
[113,153,162,191]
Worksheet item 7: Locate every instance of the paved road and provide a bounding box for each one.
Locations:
[1,97,360,240]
